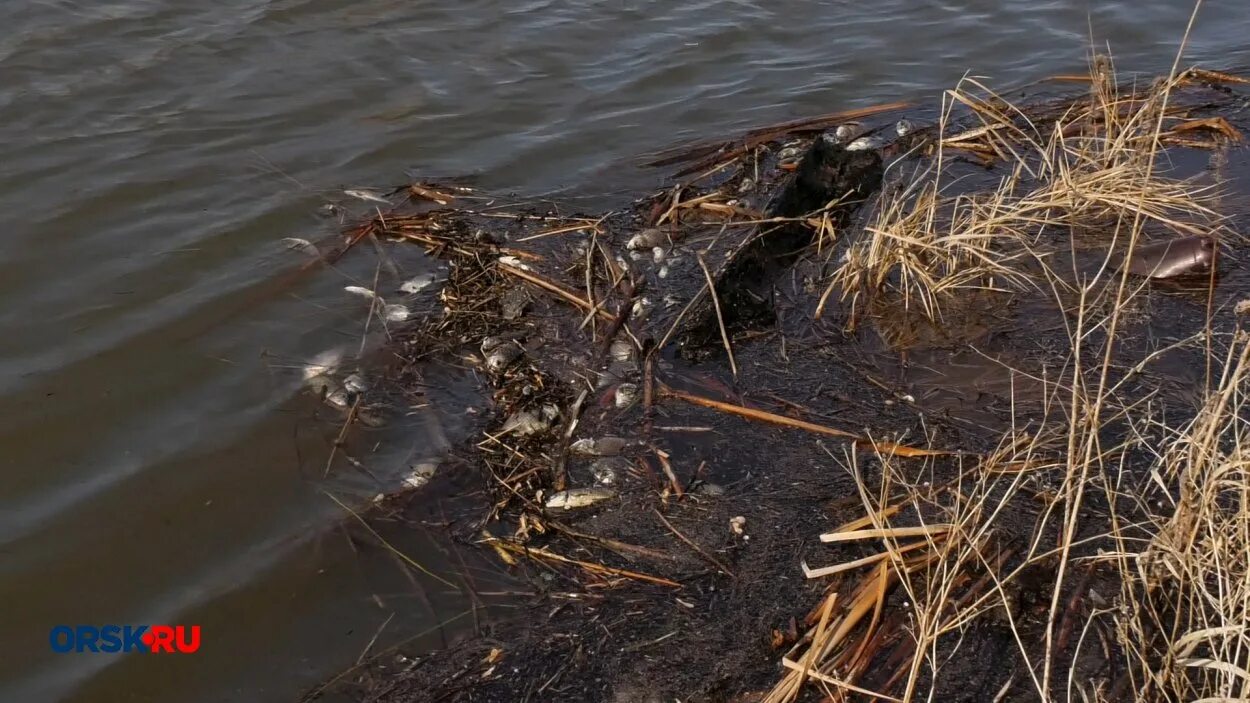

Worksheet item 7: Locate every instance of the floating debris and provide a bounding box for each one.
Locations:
[730,515,747,536]
[545,487,615,510]
[652,246,667,264]
[895,119,915,136]
[1112,235,1217,278]
[835,123,862,142]
[344,189,391,204]
[570,436,632,457]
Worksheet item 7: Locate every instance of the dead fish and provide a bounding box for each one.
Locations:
[590,457,629,486]
[498,255,531,271]
[777,146,802,161]
[399,273,439,294]
[614,383,639,409]
[302,348,345,382]
[500,404,560,437]
[570,436,632,457]
[835,123,862,142]
[545,487,615,510]
[631,297,652,322]
[344,285,379,300]
[281,237,319,255]
[382,304,410,322]
[693,482,727,497]
[482,337,523,373]
[343,373,368,395]
[846,135,884,152]
[401,462,438,490]
[1112,235,1217,279]
[627,228,666,251]
[501,410,547,437]
[609,339,634,362]
[314,378,350,409]
[344,189,391,204]
[355,405,389,427]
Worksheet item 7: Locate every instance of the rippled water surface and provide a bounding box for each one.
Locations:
[3,1,1249,701]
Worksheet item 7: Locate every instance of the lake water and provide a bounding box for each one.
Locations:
[3,1,1248,701]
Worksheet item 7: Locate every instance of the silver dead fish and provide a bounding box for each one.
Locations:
[399,273,439,294]
[344,189,391,204]
[544,487,615,510]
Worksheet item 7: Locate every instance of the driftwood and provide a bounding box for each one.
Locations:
[674,136,883,357]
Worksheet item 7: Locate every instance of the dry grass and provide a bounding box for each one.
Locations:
[776,13,1250,699]
[831,53,1227,326]
[1106,331,1250,701]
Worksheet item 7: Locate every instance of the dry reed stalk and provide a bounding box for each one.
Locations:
[658,384,958,458]
[488,540,681,588]
[695,253,738,379]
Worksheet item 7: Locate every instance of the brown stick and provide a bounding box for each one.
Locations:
[654,448,684,498]
[696,253,737,379]
[658,385,962,458]
[498,263,614,320]
[491,541,680,588]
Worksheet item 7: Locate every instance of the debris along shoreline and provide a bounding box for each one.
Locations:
[304,58,1250,703]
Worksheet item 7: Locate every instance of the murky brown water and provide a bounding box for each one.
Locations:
[4,2,1250,701]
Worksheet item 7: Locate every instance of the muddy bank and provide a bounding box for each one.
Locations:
[303,63,1250,702]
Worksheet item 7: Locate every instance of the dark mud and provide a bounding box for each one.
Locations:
[303,72,1250,703]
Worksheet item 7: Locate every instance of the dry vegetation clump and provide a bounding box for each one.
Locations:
[771,47,1250,703]
[1108,331,1250,701]
[832,54,1230,326]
